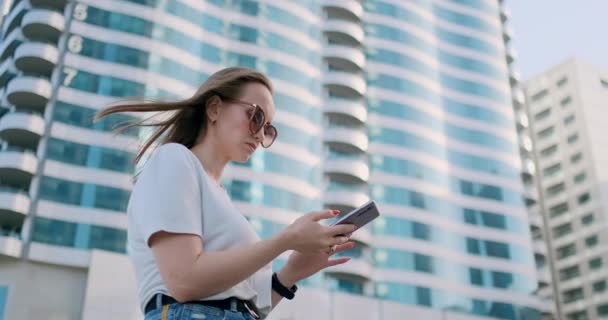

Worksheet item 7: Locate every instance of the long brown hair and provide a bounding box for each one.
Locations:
[94,67,273,164]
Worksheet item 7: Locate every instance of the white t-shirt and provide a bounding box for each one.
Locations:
[127,143,272,318]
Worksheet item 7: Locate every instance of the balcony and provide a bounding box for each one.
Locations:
[14,42,59,76]
[506,46,516,64]
[324,183,369,211]
[0,111,45,148]
[323,71,366,97]
[29,0,69,12]
[0,185,30,220]
[0,28,24,60]
[324,158,369,183]
[22,9,66,43]
[0,58,17,87]
[509,70,521,86]
[503,25,513,42]
[322,0,363,20]
[324,20,364,45]
[500,6,510,22]
[324,98,367,124]
[0,147,39,188]
[533,238,547,256]
[0,233,22,258]
[6,76,53,109]
[324,125,368,153]
[1,0,28,36]
[325,257,373,280]
[323,45,365,70]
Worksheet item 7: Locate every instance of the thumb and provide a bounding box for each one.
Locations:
[310,209,339,222]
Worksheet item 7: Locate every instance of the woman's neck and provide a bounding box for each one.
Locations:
[189,139,228,185]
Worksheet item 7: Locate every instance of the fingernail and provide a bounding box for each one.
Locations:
[333,210,340,215]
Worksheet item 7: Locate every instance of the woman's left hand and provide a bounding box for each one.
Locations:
[280,240,356,283]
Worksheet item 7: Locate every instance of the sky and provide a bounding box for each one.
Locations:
[507,0,608,80]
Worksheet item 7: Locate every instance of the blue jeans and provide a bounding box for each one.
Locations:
[144,303,257,320]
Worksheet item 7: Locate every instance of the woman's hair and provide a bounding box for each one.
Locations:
[94,67,273,164]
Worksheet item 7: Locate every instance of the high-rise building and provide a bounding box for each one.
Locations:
[523,58,608,320]
[0,0,549,319]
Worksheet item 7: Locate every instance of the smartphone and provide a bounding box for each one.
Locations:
[330,200,380,234]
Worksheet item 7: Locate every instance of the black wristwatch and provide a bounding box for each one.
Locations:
[272,272,298,300]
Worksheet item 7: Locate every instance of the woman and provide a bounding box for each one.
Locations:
[95,67,357,320]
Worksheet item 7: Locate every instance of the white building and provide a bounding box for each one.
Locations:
[523,58,608,320]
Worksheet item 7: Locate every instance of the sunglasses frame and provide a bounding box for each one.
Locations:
[217,95,278,148]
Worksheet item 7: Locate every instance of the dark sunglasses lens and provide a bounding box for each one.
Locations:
[251,108,264,131]
[262,125,277,147]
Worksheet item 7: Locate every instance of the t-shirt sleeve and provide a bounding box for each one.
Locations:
[130,143,203,246]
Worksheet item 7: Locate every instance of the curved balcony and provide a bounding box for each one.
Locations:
[324,126,368,153]
[0,186,31,218]
[0,28,24,60]
[503,25,513,42]
[30,0,69,11]
[324,158,369,183]
[0,233,22,258]
[0,111,46,148]
[324,187,369,211]
[325,258,373,280]
[533,238,548,256]
[324,98,367,125]
[0,148,39,187]
[500,6,510,22]
[14,42,59,76]
[512,87,525,105]
[324,20,364,45]
[323,71,366,97]
[322,0,363,20]
[6,76,53,109]
[2,0,28,36]
[323,45,365,71]
[506,46,516,64]
[22,9,66,43]
[0,58,17,87]
[510,70,521,86]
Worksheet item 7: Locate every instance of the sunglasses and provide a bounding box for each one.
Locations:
[219,95,278,148]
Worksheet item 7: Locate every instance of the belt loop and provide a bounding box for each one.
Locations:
[156,293,163,309]
[230,298,238,312]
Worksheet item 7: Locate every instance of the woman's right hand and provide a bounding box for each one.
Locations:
[277,209,357,253]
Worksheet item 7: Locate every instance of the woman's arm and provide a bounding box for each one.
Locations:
[150,231,286,302]
[150,211,355,302]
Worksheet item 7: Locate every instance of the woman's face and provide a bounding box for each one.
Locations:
[215,82,276,162]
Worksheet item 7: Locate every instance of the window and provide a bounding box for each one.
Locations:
[543,163,562,177]
[564,114,575,125]
[531,89,549,102]
[598,304,608,316]
[0,286,6,320]
[546,183,565,197]
[563,287,584,303]
[556,243,576,260]
[571,153,583,163]
[559,265,580,281]
[557,77,568,87]
[549,202,569,217]
[593,280,607,293]
[567,311,588,320]
[589,257,603,270]
[561,96,572,107]
[534,108,551,121]
[540,145,558,157]
[537,126,555,139]
[586,235,598,248]
[574,172,586,184]
[578,192,591,204]
[552,223,572,238]
[581,213,594,225]
[567,133,579,144]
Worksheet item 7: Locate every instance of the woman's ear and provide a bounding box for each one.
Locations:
[206,95,221,124]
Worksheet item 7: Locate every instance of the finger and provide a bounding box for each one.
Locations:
[326,257,351,267]
[331,236,350,246]
[345,232,353,239]
[310,209,339,222]
[328,224,356,236]
[333,242,355,253]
